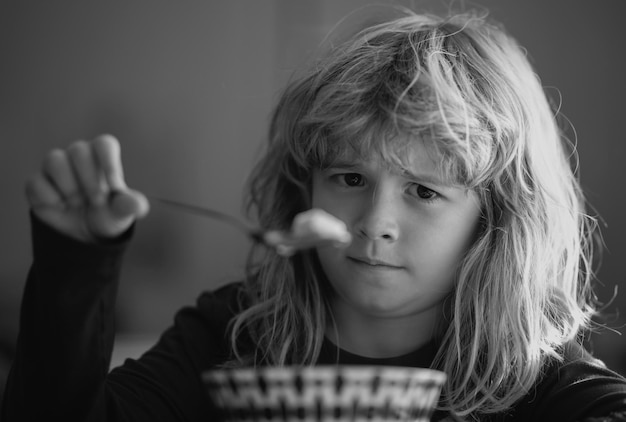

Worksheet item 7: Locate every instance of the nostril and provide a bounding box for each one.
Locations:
[356,224,398,241]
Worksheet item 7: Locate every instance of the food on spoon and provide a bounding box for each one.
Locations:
[263,209,352,256]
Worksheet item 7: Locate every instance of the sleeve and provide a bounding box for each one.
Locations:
[1,214,243,422]
[1,214,132,421]
[518,342,626,422]
[577,410,626,422]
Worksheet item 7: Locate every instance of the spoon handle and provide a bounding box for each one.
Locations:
[146,195,265,243]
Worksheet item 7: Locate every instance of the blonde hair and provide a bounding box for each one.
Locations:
[228,9,600,418]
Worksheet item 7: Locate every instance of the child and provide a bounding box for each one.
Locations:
[3,8,626,422]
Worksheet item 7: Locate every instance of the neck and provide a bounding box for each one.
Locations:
[326,298,444,358]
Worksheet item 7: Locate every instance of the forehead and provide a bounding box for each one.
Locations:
[322,134,453,184]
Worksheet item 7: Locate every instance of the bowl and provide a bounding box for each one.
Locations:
[203,365,446,421]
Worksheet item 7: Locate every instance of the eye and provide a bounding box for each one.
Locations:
[336,173,365,187]
[409,184,439,202]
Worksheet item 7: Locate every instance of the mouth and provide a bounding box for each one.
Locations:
[347,256,403,269]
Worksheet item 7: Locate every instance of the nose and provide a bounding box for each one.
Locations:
[354,184,400,242]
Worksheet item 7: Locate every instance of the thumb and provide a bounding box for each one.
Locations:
[109,189,150,220]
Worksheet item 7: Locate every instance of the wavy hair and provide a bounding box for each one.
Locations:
[227,9,600,418]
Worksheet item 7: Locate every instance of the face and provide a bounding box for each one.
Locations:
[312,139,482,321]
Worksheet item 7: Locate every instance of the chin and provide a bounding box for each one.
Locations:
[342,291,417,317]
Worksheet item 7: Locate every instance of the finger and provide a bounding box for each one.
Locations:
[91,134,126,191]
[25,173,64,210]
[42,148,83,207]
[109,189,150,220]
[67,140,108,206]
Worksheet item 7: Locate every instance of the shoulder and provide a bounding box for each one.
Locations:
[511,341,626,421]
[167,281,246,343]
[198,280,246,306]
[146,281,248,368]
[183,281,247,333]
[195,281,247,322]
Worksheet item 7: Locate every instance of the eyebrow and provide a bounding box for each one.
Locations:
[400,168,450,187]
[321,158,361,170]
[324,158,453,188]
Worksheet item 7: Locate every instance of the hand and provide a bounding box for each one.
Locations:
[263,208,352,256]
[25,134,149,243]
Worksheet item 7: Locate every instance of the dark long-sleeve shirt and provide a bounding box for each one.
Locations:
[3,216,626,421]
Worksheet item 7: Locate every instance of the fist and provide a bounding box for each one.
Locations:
[25,134,149,243]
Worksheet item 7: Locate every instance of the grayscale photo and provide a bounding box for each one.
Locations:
[1,1,625,421]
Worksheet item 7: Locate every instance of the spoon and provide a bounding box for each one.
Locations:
[146,194,352,255]
[147,195,266,244]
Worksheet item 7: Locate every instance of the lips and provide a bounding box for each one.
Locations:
[348,256,403,269]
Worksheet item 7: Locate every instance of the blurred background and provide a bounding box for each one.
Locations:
[1,0,625,400]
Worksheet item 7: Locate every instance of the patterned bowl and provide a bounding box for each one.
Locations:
[203,365,446,421]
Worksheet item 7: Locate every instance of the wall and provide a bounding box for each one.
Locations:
[1,0,624,378]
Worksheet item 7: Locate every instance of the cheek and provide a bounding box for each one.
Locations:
[451,201,483,252]
[409,204,481,270]
[311,180,355,220]
[311,175,325,208]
